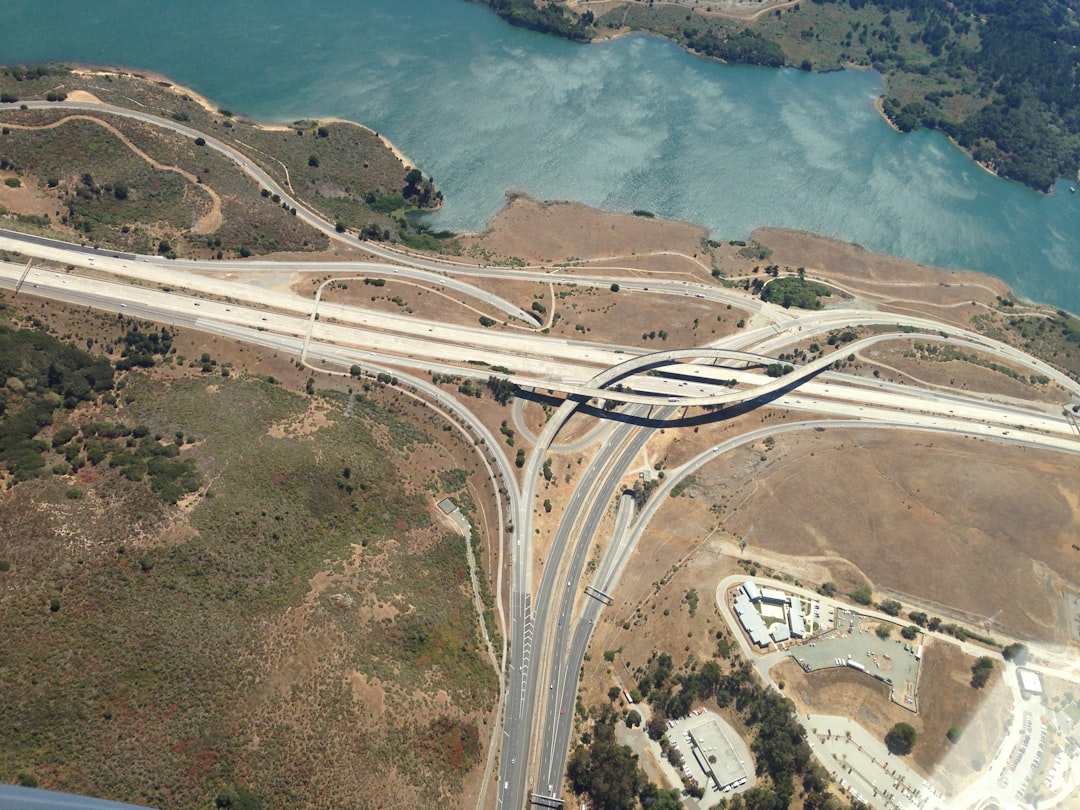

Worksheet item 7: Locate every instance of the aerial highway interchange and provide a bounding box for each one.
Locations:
[3,100,1080,810]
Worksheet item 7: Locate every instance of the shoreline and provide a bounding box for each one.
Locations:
[15,62,1078,316]
[70,65,421,172]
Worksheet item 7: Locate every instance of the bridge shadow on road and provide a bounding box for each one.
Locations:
[517,366,828,430]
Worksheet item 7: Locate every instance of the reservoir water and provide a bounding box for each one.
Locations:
[3,0,1078,312]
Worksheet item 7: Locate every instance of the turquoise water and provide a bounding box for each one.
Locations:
[3,0,1078,311]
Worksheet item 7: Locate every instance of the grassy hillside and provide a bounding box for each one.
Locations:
[0,299,497,808]
[0,66,455,257]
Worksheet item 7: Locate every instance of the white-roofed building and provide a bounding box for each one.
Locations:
[1018,668,1044,696]
[771,623,791,643]
[742,582,761,602]
[788,599,806,638]
[760,587,788,605]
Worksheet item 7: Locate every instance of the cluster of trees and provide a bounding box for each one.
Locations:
[906,610,995,645]
[631,651,846,808]
[970,656,995,689]
[760,277,832,309]
[1,64,65,82]
[402,167,442,208]
[682,28,786,68]
[0,324,201,501]
[765,362,795,378]
[0,327,115,479]
[115,325,174,370]
[485,375,517,405]
[569,706,684,810]
[816,0,1080,189]
[483,0,595,41]
[884,721,917,755]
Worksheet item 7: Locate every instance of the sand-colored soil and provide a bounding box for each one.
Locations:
[701,429,1080,644]
[753,227,1020,329]
[459,194,710,269]
[775,638,1009,785]
[0,172,57,218]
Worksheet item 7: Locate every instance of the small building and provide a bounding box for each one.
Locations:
[771,623,791,643]
[742,582,761,602]
[760,587,788,605]
[788,599,806,639]
[1018,668,1044,696]
[436,497,458,515]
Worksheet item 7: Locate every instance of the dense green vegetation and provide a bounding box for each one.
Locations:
[682,28,786,68]
[528,0,1080,191]
[569,708,714,810]
[483,0,595,41]
[885,722,917,755]
[841,0,1080,190]
[760,276,833,309]
[0,319,202,501]
[0,324,114,479]
[629,650,853,809]
[996,311,1080,381]
[970,655,995,688]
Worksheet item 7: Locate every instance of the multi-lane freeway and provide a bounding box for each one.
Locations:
[3,100,1080,810]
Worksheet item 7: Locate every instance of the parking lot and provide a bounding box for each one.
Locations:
[667,710,754,799]
[791,609,922,711]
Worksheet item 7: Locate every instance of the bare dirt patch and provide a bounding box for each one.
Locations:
[774,637,999,783]
[755,227,1009,300]
[0,172,58,217]
[753,227,1019,329]
[459,194,709,267]
[713,429,1080,644]
[267,396,336,439]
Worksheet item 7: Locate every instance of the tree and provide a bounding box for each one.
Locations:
[478,316,496,327]
[901,625,919,640]
[1002,643,1028,664]
[610,283,620,292]
[567,716,644,810]
[215,784,264,810]
[645,713,667,740]
[885,722,916,755]
[485,376,517,405]
[971,656,994,689]
[625,709,641,728]
[308,154,320,167]
[876,623,891,640]
[947,725,963,744]
[851,586,873,605]
[879,599,902,616]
